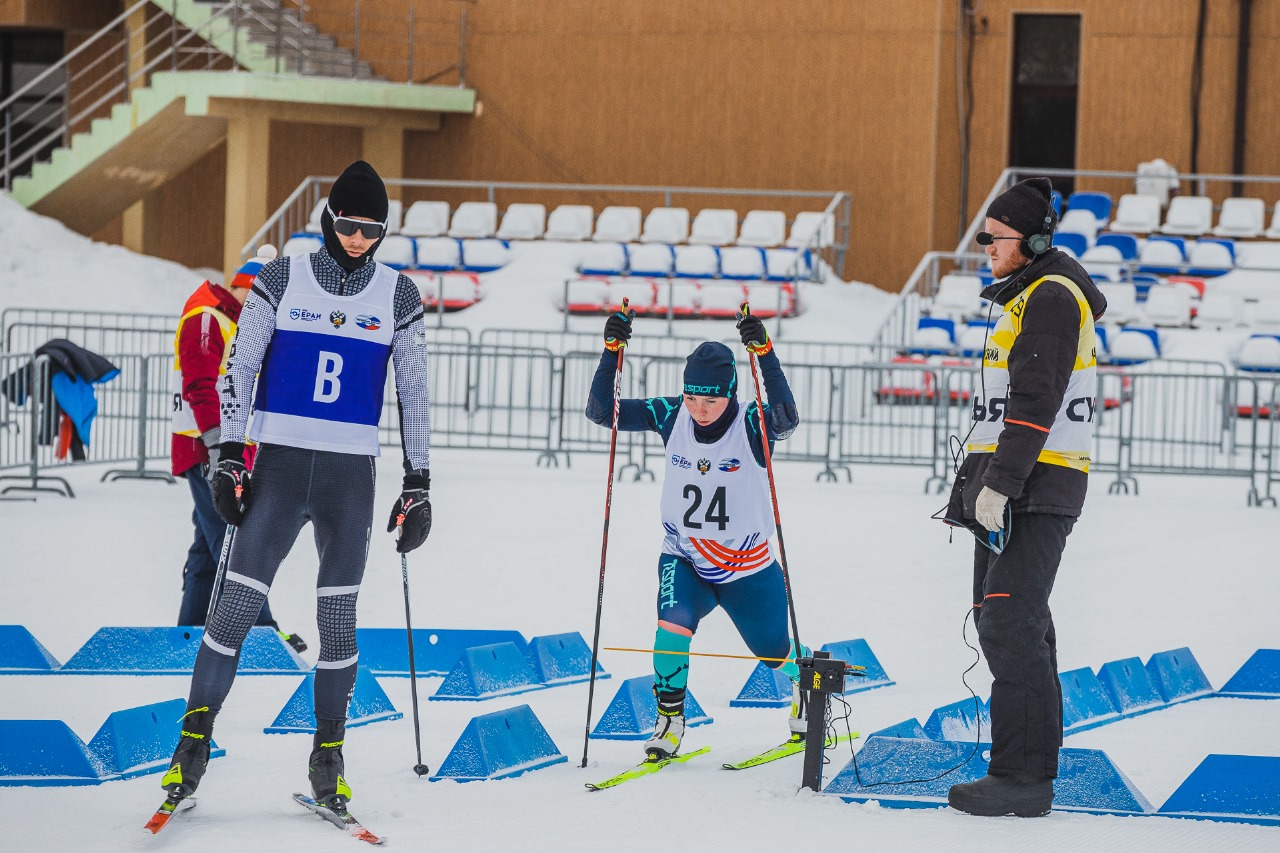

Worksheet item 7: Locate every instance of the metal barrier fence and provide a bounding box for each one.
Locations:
[1,332,1276,506]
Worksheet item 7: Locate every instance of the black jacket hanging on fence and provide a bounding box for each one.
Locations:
[1,339,119,461]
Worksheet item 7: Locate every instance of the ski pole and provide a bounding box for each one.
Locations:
[739,301,803,653]
[399,549,429,777]
[581,298,630,769]
[204,523,236,627]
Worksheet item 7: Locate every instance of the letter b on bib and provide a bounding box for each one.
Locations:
[314,351,343,403]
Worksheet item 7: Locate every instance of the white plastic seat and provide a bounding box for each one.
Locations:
[787,212,834,248]
[673,244,719,278]
[282,235,322,257]
[1108,329,1160,363]
[1252,297,1280,333]
[415,237,462,271]
[439,272,481,308]
[652,280,700,318]
[496,203,546,240]
[957,323,992,357]
[932,274,983,320]
[1057,208,1100,242]
[544,205,594,241]
[627,243,674,276]
[385,200,403,235]
[305,198,326,233]
[1236,336,1280,371]
[579,242,628,276]
[373,235,416,268]
[1097,282,1139,324]
[911,325,955,353]
[719,246,766,279]
[1108,194,1163,234]
[609,279,656,313]
[447,202,498,238]
[1265,204,1280,240]
[1186,240,1234,273]
[1138,239,1186,274]
[640,207,690,244]
[1160,196,1213,236]
[746,282,794,318]
[1079,245,1125,281]
[736,210,786,247]
[1213,198,1265,238]
[1141,285,1192,327]
[565,277,609,312]
[688,209,738,246]
[592,206,642,243]
[699,282,749,318]
[401,201,450,238]
[765,247,810,281]
[1196,292,1243,329]
[460,239,510,272]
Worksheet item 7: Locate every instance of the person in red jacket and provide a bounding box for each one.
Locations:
[171,248,305,653]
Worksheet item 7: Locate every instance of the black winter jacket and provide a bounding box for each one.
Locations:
[945,248,1108,527]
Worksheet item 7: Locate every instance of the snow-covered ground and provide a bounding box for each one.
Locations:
[1,199,1277,852]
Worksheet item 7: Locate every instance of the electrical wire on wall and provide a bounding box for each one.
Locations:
[956,1,981,244]
[1189,0,1207,173]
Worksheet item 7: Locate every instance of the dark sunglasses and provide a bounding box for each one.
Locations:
[975,231,1023,246]
[328,205,386,240]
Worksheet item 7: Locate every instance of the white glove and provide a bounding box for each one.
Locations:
[975,486,1009,533]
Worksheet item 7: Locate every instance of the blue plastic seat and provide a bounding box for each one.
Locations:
[1096,233,1139,260]
[1052,232,1088,257]
[1067,191,1113,224]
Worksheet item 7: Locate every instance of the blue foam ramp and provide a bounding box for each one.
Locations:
[869,718,928,740]
[1158,754,1280,826]
[523,632,608,686]
[1146,647,1214,704]
[430,642,545,701]
[0,720,109,786]
[58,626,307,675]
[729,661,792,708]
[88,698,226,780]
[590,675,713,740]
[354,628,528,677]
[1059,667,1122,734]
[1097,656,1167,716]
[1218,649,1280,699]
[824,737,1153,815]
[264,666,402,733]
[1053,748,1153,815]
[922,697,991,742]
[0,625,61,673]
[823,736,986,807]
[820,639,895,693]
[429,704,567,782]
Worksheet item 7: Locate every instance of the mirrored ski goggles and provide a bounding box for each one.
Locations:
[981,508,1013,555]
[327,206,387,240]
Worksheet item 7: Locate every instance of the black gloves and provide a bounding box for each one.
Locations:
[387,469,432,554]
[211,442,251,526]
[736,313,773,356]
[603,309,635,352]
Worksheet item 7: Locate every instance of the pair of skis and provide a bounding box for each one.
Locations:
[584,730,859,790]
[144,792,384,845]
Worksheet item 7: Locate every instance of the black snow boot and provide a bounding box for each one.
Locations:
[309,718,350,808]
[948,773,1054,817]
[161,706,217,797]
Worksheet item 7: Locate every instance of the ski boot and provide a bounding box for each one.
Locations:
[644,688,686,759]
[787,679,808,743]
[278,631,308,654]
[948,773,1054,817]
[161,706,216,798]
[309,718,352,809]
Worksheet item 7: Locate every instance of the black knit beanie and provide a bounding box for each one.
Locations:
[683,342,737,398]
[321,160,389,272]
[986,177,1056,238]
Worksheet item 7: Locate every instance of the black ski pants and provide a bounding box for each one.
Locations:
[188,444,375,722]
[971,512,1075,779]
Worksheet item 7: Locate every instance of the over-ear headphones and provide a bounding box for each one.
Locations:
[1021,192,1056,258]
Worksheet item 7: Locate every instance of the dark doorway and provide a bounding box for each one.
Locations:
[1,31,66,184]
[1009,14,1080,196]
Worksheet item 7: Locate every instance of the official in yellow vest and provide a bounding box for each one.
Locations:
[943,178,1108,819]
